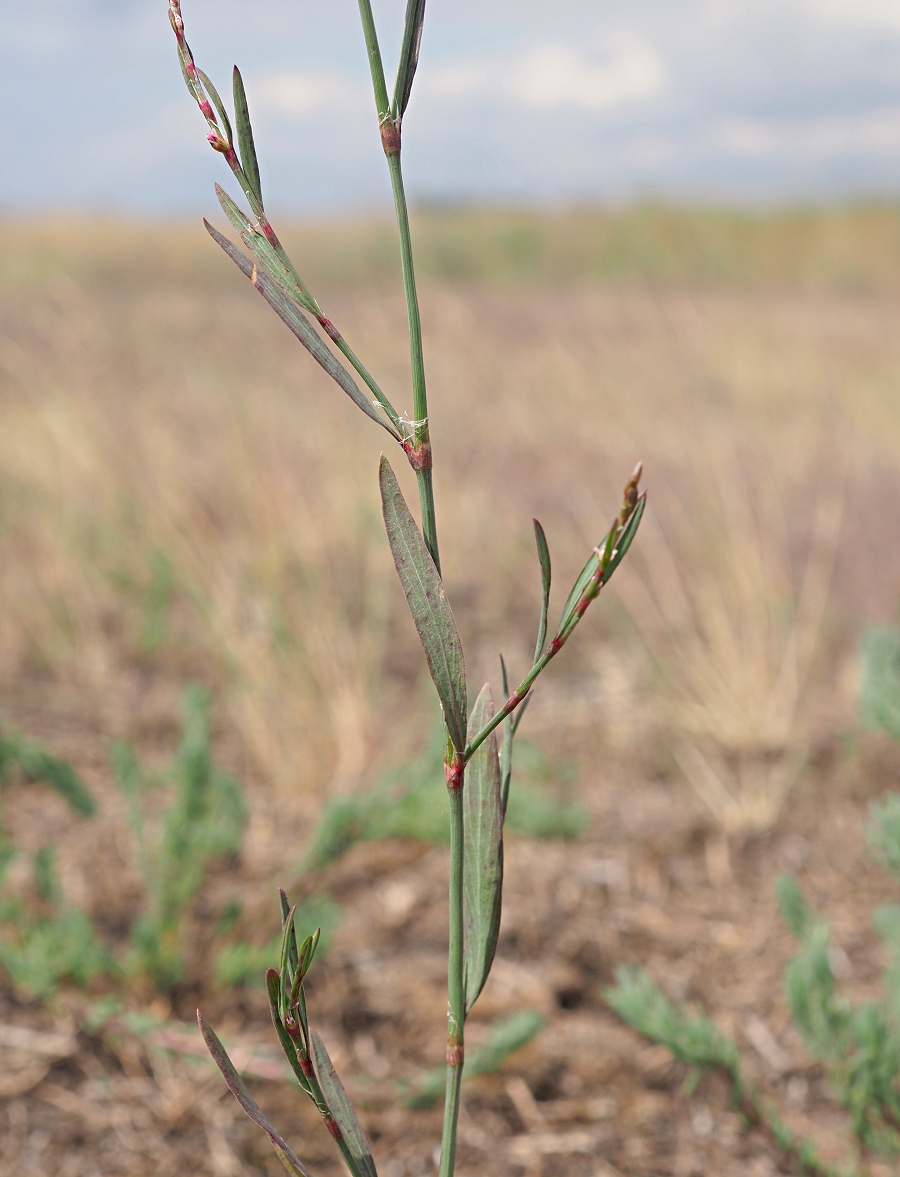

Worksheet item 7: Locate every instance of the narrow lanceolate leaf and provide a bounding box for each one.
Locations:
[204,221,399,440]
[310,1031,378,1177]
[265,970,313,1093]
[556,492,646,637]
[240,227,320,315]
[215,185,317,312]
[499,655,513,818]
[198,1013,316,1177]
[557,535,608,637]
[604,491,646,581]
[378,457,467,753]
[392,0,427,120]
[216,183,252,235]
[196,68,233,147]
[464,683,503,1012]
[233,65,262,209]
[532,519,551,665]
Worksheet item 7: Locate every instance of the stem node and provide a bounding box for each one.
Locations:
[446,1044,464,1067]
[380,119,401,156]
[403,438,432,470]
[444,758,464,791]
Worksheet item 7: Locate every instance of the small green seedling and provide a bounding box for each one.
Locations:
[168,3,645,1174]
[0,729,110,999]
[114,684,246,990]
[608,637,900,1172]
[606,966,851,1177]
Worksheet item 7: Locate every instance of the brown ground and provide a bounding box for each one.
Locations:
[4,212,900,1176]
[3,677,900,1177]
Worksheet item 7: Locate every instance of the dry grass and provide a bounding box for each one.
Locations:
[2,208,900,826]
[3,206,900,1176]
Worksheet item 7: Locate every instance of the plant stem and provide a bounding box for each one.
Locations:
[464,634,563,761]
[386,150,439,572]
[356,0,392,116]
[439,778,466,1177]
[356,12,454,1174]
[355,0,440,572]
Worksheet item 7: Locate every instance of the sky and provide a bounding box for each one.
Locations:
[3,0,900,215]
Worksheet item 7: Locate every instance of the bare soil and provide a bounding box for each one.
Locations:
[3,679,900,1177]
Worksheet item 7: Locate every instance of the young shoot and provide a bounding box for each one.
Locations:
[168,4,645,1176]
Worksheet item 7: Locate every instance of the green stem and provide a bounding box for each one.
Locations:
[328,327,404,436]
[356,11,453,1174]
[464,505,640,760]
[386,152,439,573]
[306,1066,369,1177]
[385,153,427,433]
[355,0,440,572]
[355,0,392,116]
[439,780,466,1177]
[466,557,610,760]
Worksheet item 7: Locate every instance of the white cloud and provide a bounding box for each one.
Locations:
[255,69,362,118]
[803,0,900,30]
[715,107,900,159]
[422,35,665,112]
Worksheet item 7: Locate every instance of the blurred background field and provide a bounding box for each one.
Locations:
[3,205,900,1175]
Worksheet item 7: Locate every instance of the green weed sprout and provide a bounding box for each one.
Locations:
[114,684,246,990]
[168,3,645,1175]
[0,728,111,999]
[607,631,900,1172]
[607,834,900,1169]
[606,966,851,1177]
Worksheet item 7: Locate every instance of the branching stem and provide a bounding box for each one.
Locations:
[356,0,439,572]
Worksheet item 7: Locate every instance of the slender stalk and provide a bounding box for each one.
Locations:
[304,1062,369,1177]
[355,0,440,572]
[464,574,607,762]
[385,151,439,572]
[356,12,454,1175]
[355,0,392,117]
[439,779,466,1177]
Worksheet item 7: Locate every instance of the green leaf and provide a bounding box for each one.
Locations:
[310,1031,377,1177]
[604,491,646,581]
[233,65,262,209]
[860,627,900,743]
[7,735,95,817]
[392,0,427,120]
[239,228,320,316]
[196,68,233,147]
[464,683,503,1011]
[532,519,551,665]
[499,654,513,818]
[215,184,252,235]
[265,969,313,1093]
[378,456,467,753]
[278,888,300,977]
[776,874,816,941]
[198,1013,316,1177]
[204,221,399,440]
[511,696,531,736]
[557,545,603,637]
[556,492,646,636]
